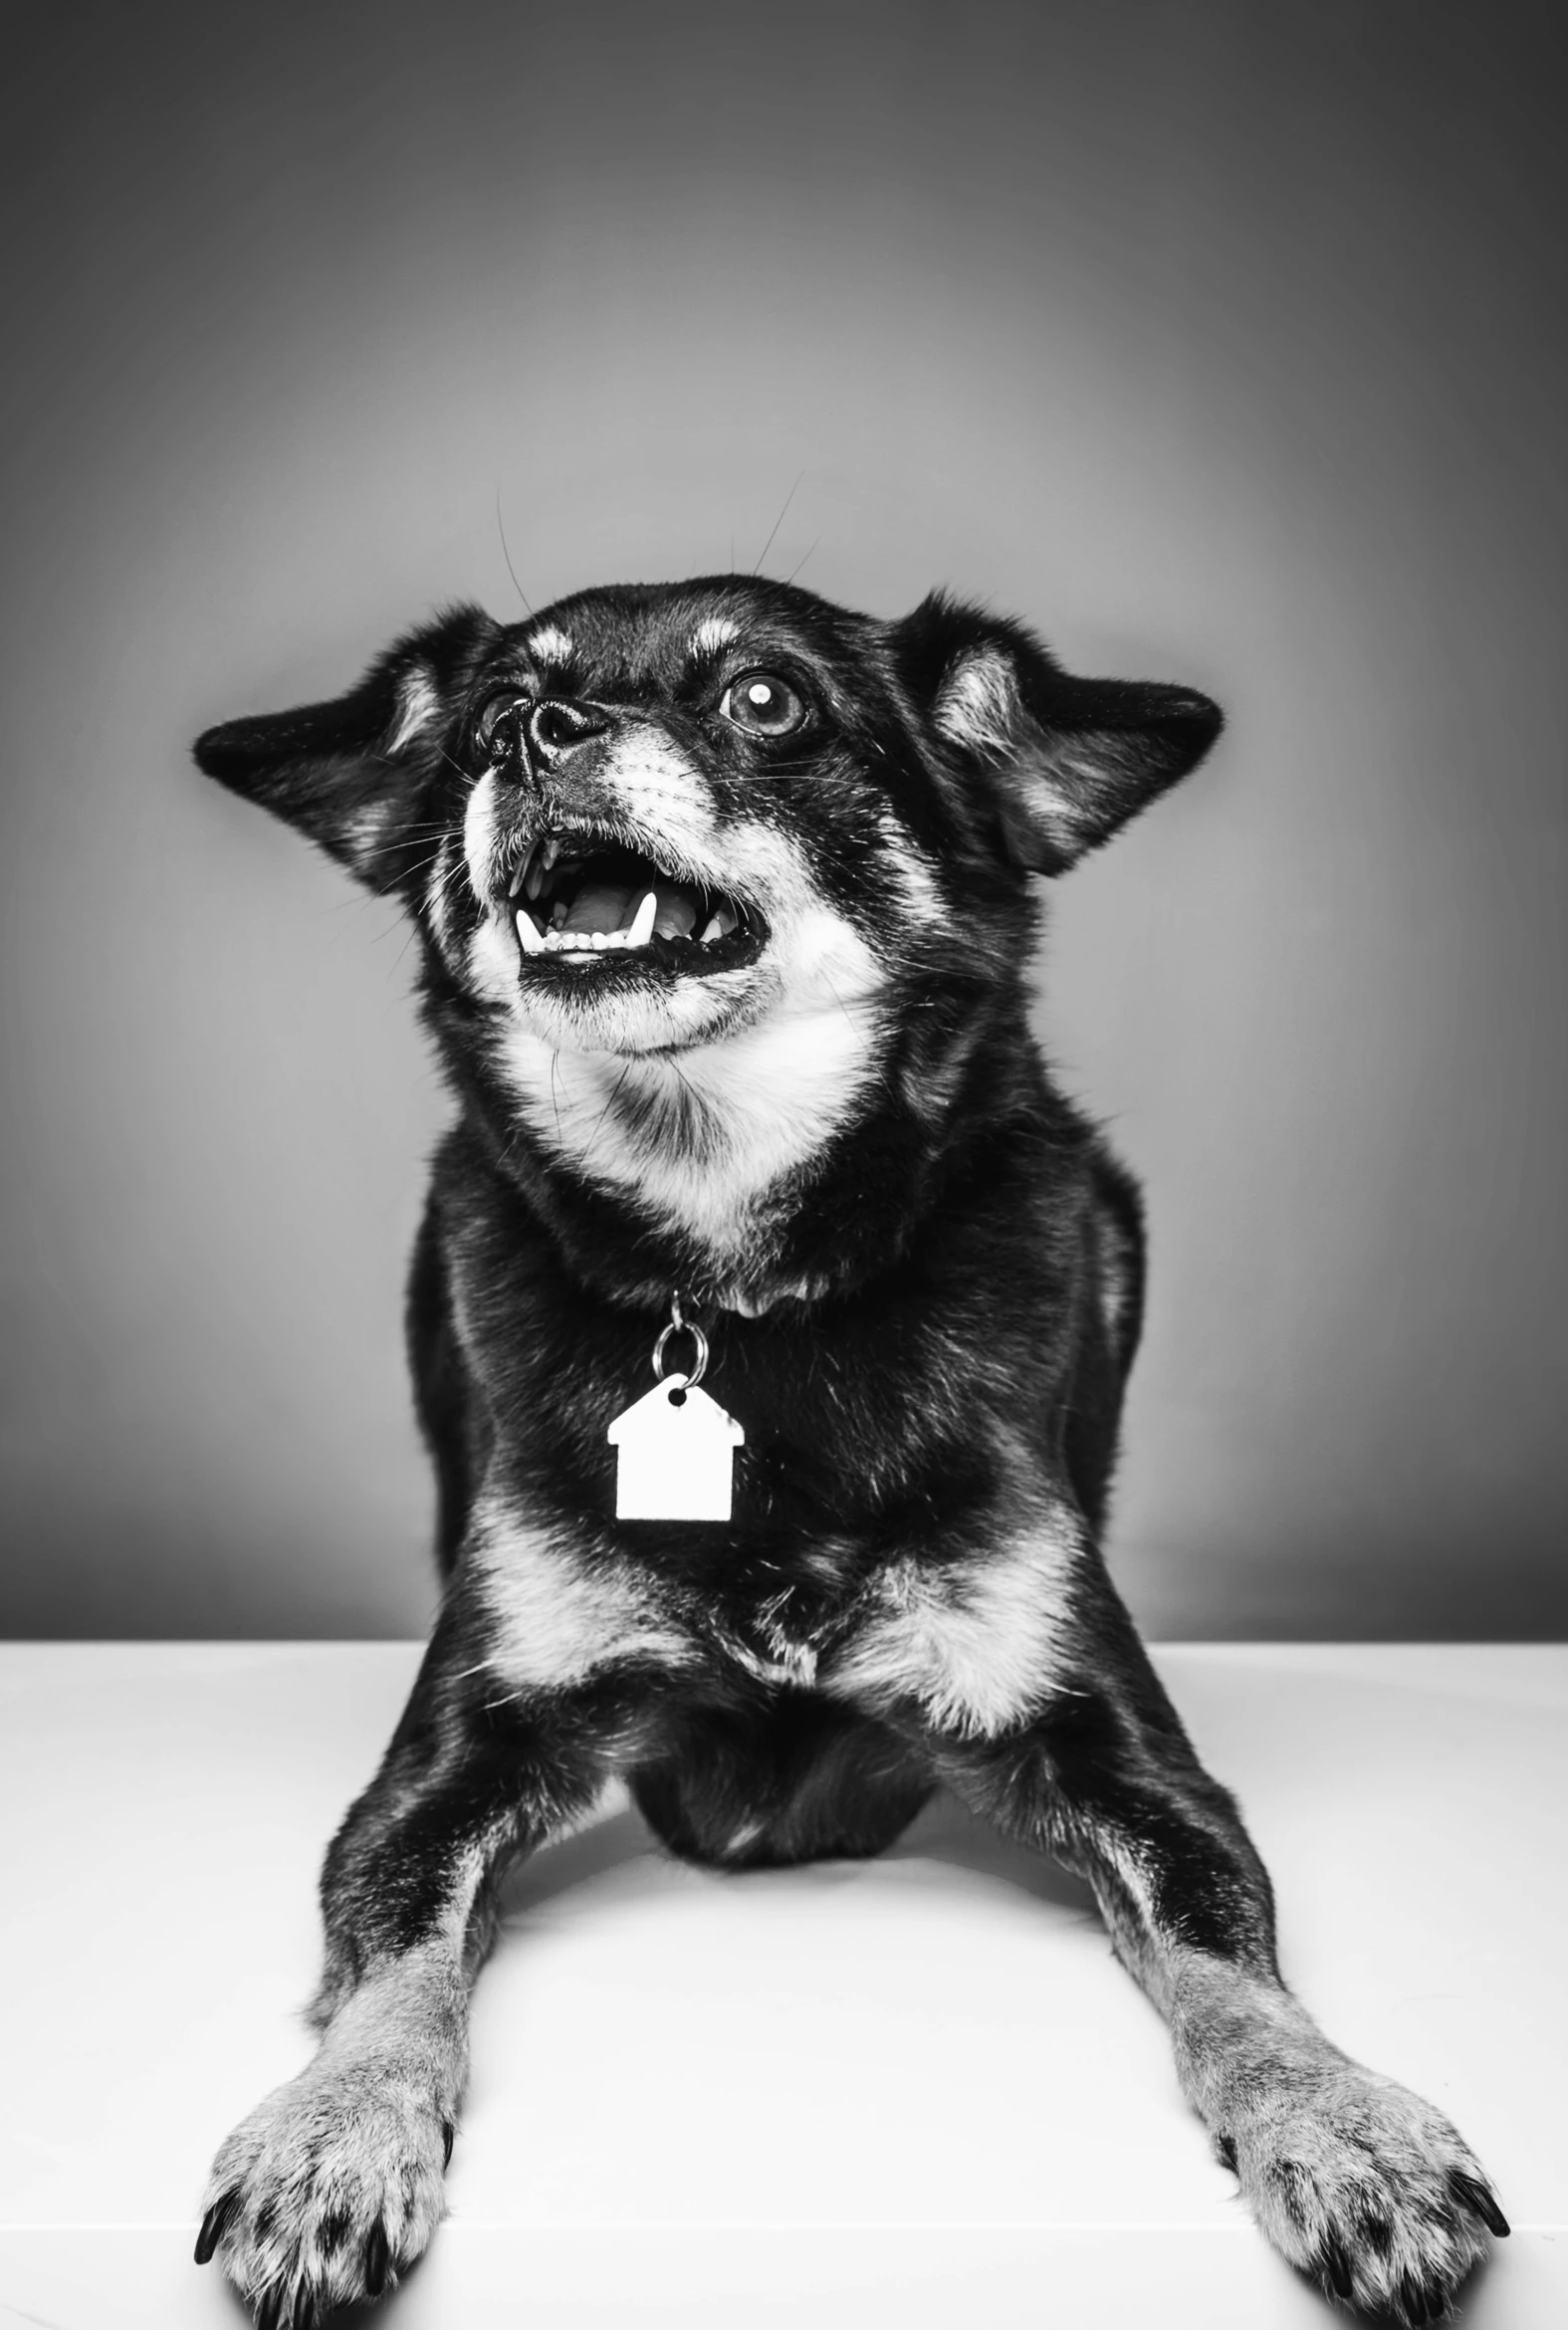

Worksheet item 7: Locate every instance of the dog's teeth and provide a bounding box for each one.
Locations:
[698,912,723,943]
[590,932,606,949]
[626,890,658,949]
[551,900,568,929]
[602,930,627,948]
[508,857,527,898]
[525,851,547,901]
[516,909,547,955]
[542,836,562,872]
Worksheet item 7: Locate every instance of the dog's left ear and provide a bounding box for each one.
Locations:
[892,593,1223,874]
[193,604,500,893]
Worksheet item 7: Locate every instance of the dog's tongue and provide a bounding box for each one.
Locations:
[560,880,637,937]
[560,880,699,940]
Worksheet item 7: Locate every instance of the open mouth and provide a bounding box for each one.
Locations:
[503,830,764,977]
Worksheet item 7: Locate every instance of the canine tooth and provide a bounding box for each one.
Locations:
[508,855,527,898]
[516,909,547,955]
[525,850,547,901]
[698,912,724,943]
[542,836,562,872]
[626,890,658,949]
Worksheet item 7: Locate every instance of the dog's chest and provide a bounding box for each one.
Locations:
[473,1513,1080,1743]
[472,1519,842,1695]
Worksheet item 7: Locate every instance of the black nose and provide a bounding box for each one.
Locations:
[524,696,611,774]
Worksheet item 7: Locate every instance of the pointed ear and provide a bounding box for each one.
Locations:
[892,593,1223,874]
[193,603,500,892]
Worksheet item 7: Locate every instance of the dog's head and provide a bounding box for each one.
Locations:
[197,578,1219,1286]
[198,575,1218,1038]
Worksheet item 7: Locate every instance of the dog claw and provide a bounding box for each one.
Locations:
[194,2190,237,2264]
[442,2117,455,2169]
[363,2218,391,2296]
[1320,2235,1354,2299]
[1449,2168,1510,2238]
[1400,2274,1430,2325]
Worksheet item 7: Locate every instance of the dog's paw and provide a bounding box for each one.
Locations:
[1224,2065,1507,2324]
[195,2057,454,2325]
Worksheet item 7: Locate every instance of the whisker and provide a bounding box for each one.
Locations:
[352,818,467,859]
[348,840,448,885]
[428,856,473,909]
[784,537,820,587]
[752,473,802,576]
[496,491,534,614]
[431,742,478,786]
[388,916,426,977]
[576,1060,635,1178]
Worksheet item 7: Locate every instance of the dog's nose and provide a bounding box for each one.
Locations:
[523,697,611,775]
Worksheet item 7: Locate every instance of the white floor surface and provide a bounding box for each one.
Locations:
[0,1642,1562,2327]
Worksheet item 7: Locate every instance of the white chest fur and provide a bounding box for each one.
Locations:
[494,983,884,1259]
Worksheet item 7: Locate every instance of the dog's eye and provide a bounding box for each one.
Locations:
[719,672,806,738]
[473,691,528,761]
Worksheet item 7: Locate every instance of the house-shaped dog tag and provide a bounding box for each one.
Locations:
[608,1378,745,1521]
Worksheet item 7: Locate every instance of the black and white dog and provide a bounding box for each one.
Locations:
[193,577,1505,2327]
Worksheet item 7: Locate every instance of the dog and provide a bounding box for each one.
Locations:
[191,575,1506,2327]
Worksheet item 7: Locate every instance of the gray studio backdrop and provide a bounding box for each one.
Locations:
[3,2,1563,1639]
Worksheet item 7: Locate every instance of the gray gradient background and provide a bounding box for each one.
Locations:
[2,1,1564,1640]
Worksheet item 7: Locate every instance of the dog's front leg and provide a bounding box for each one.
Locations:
[924,1566,1507,2326]
[196,1614,621,2327]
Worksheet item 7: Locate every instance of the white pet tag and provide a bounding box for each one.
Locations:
[608,1376,745,1520]
[609,1296,745,1521]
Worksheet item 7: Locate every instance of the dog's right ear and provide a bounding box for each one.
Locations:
[193,604,500,893]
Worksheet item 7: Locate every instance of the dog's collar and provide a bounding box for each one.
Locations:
[704,1278,822,1318]
[710,1284,784,1318]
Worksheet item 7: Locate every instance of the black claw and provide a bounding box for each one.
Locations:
[254,2292,281,2330]
[1401,2274,1430,2326]
[363,2219,391,2298]
[1320,2236,1354,2299]
[1450,2169,1510,2238]
[442,2117,456,2170]
[194,2190,238,2265]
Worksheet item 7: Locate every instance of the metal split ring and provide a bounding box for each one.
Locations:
[651,1292,708,1389]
